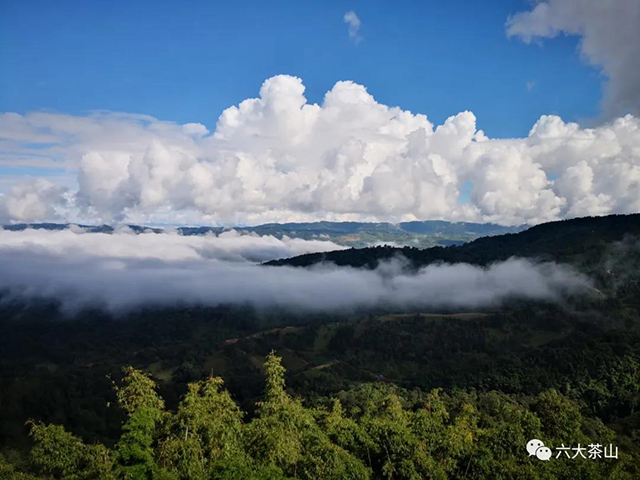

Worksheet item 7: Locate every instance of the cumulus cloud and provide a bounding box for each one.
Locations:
[1,75,639,226]
[343,11,362,44]
[0,228,591,313]
[507,0,640,117]
[0,179,68,223]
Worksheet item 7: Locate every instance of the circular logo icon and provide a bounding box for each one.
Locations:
[536,446,552,461]
[526,439,545,456]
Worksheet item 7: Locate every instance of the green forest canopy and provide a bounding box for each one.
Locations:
[2,352,637,480]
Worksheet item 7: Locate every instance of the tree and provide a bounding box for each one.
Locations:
[157,377,246,479]
[247,351,370,479]
[112,366,165,479]
[28,422,114,479]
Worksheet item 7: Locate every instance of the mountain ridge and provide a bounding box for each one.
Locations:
[265,213,640,272]
[1,219,525,248]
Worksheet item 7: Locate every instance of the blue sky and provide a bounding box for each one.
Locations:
[0,0,603,138]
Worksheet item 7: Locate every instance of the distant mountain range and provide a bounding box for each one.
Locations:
[1,220,525,248]
[266,213,640,282]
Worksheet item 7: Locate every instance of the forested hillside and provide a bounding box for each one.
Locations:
[266,214,640,274]
[1,214,639,478]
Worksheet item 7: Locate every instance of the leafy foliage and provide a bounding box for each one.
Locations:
[3,354,638,479]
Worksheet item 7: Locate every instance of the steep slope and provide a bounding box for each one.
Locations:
[265,214,640,270]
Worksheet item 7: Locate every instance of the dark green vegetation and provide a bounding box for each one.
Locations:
[1,213,640,478]
[3,219,524,248]
[1,352,636,479]
[266,213,640,271]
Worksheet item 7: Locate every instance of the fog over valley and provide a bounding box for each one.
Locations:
[0,227,592,313]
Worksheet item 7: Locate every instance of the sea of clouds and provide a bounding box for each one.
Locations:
[0,228,592,313]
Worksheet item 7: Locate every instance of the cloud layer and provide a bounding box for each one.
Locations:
[0,227,345,263]
[1,75,639,226]
[507,0,640,117]
[0,228,591,313]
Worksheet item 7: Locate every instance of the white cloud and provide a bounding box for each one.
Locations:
[0,228,591,312]
[507,0,640,117]
[182,123,209,137]
[0,227,345,263]
[343,11,362,44]
[0,179,68,223]
[0,75,639,226]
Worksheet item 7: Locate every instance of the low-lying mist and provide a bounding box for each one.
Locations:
[0,228,593,313]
